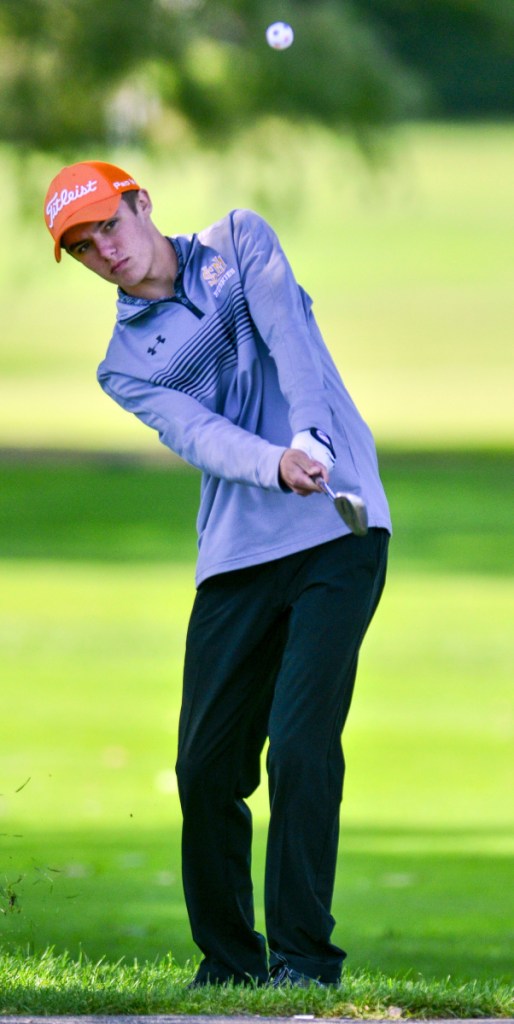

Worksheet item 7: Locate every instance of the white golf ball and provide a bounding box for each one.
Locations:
[266,21,294,50]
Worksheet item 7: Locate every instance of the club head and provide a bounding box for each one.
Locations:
[333,492,368,536]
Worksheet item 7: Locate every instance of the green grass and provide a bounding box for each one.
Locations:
[1,949,513,1018]
[0,123,513,450]
[1,453,513,997]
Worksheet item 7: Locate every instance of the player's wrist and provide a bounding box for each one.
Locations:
[278,451,292,492]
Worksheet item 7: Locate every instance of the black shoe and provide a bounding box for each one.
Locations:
[268,962,324,988]
[188,967,265,988]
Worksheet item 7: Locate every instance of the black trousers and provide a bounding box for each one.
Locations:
[175,529,389,984]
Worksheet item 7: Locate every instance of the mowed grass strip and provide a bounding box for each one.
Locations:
[0,449,512,573]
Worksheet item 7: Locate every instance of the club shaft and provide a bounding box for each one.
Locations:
[315,477,337,501]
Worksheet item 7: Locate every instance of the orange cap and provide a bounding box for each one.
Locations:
[44,161,140,262]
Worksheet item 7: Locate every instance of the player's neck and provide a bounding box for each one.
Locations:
[124,232,178,300]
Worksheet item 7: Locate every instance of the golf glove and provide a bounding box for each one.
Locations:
[291,428,336,472]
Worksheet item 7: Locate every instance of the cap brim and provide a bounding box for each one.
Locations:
[55,193,123,262]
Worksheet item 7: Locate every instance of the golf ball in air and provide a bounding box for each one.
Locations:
[266,22,294,50]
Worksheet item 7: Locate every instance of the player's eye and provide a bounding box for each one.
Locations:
[75,241,89,256]
[103,219,117,233]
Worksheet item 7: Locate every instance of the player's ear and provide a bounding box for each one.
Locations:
[136,189,152,216]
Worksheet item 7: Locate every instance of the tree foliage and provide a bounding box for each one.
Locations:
[0,0,511,155]
[351,0,514,118]
[0,0,420,151]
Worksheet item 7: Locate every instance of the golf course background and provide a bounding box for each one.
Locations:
[1,124,513,984]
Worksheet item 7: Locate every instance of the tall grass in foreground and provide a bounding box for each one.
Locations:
[1,949,513,1018]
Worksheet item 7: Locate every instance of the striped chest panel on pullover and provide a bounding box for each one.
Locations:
[108,230,258,413]
[149,283,253,404]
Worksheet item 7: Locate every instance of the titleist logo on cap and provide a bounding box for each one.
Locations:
[46,180,98,228]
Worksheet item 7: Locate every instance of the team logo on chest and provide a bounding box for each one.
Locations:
[202,254,236,297]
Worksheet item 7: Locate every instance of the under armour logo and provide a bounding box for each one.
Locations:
[148,335,166,356]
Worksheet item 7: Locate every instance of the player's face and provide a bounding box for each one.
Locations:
[61,191,159,293]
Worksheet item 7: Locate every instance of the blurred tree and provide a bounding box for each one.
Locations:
[0,0,422,152]
[0,0,511,155]
[351,0,514,118]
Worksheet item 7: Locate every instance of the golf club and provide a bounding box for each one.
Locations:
[315,477,369,536]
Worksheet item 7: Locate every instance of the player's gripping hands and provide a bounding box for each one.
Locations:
[279,428,336,496]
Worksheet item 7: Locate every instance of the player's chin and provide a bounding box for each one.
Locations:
[110,258,132,281]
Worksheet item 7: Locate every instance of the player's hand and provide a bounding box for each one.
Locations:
[279,448,329,495]
[290,428,336,472]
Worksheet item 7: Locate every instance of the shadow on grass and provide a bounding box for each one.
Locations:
[1,824,512,982]
[0,448,512,575]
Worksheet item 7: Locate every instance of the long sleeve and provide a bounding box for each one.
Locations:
[98,369,286,490]
[231,209,334,437]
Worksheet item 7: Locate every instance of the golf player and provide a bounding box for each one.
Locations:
[44,161,391,988]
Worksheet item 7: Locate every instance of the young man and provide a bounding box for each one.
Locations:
[44,160,391,988]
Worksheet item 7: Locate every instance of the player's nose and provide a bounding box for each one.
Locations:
[96,235,117,260]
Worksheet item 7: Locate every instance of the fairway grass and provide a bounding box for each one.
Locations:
[1,455,513,985]
[1,565,512,979]
[1,123,513,451]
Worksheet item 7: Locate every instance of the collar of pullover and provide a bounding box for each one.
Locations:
[116,235,188,322]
